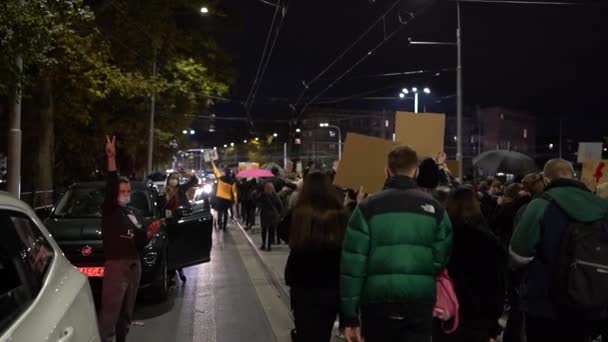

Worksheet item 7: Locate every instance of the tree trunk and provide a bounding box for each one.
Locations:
[35,77,54,199]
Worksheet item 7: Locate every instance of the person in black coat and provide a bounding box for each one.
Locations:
[435,186,508,342]
[258,182,282,251]
[284,171,349,342]
[490,183,531,247]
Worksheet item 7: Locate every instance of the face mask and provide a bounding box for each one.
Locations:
[169,179,178,187]
[118,195,130,206]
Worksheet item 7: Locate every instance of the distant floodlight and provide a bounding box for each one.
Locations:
[200,7,209,14]
[243,140,248,143]
[423,87,431,94]
[402,88,409,94]
[182,130,188,134]
[412,87,418,93]
[399,93,405,98]
[223,144,227,148]
[190,130,195,135]
[273,133,278,137]
[230,142,235,147]
[296,128,301,133]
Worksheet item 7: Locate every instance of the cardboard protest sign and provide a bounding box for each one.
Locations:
[395,111,446,159]
[238,162,259,171]
[581,159,608,191]
[577,142,604,163]
[208,149,219,161]
[334,133,394,194]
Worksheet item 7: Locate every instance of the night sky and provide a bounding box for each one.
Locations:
[215,0,608,142]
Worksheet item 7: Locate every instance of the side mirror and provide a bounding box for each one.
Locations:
[35,206,53,220]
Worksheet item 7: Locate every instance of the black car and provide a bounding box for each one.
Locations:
[42,180,213,300]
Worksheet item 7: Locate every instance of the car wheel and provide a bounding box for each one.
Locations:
[152,251,169,301]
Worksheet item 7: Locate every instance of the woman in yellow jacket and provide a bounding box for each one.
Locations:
[212,162,238,231]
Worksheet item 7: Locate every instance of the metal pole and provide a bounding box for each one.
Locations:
[559,117,563,159]
[337,127,342,160]
[8,1,24,198]
[146,51,157,177]
[414,92,419,113]
[283,142,287,169]
[456,1,464,179]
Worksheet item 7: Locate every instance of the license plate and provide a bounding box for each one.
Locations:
[78,267,105,277]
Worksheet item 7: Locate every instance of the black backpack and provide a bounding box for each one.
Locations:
[543,194,608,311]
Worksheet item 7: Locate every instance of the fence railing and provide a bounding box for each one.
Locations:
[20,190,55,210]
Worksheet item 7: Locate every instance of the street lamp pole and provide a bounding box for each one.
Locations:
[7,0,25,198]
[146,50,157,177]
[456,1,464,178]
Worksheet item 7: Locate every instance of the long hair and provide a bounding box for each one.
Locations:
[165,172,179,200]
[447,186,483,226]
[289,171,348,250]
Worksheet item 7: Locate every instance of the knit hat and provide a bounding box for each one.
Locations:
[417,158,439,189]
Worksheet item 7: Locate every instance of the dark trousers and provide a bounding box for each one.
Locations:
[243,201,256,227]
[99,259,141,342]
[261,224,275,248]
[291,288,339,342]
[361,302,434,342]
[218,208,229,231]
[525,314,595,342]
[503,309,526,342]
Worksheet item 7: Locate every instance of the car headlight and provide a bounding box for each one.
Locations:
[203,184,213,194]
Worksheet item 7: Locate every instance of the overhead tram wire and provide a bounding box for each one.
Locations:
[290,0,403,112]
[296,25,405,121]
[295,0,439,121]
[243,0,285,130]
[245,1,290,119]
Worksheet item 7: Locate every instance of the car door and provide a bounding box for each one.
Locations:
[0,208,99,342]
[166,194,213,270]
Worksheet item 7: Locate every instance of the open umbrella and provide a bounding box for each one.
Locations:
[261,162,284,176]
[236,168,274,179]
[473,150,538,176]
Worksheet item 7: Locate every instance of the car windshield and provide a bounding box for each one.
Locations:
[53,187,152,218]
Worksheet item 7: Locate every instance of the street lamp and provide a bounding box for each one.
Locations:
[295,128,301,133]
[223,144,227,148]
[190,130,195,135]
[399,87,431,113]
[243,140,248,143]
[273,133,278,137]
[182,130,188,134]
[319,123,342,160]
[230,142,235,147]
[200,7,209,14]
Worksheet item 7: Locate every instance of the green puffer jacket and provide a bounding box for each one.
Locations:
[340,176,453,326]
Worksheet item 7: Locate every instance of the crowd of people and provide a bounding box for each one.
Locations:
[209,146,608,342]
[99,133,608,342]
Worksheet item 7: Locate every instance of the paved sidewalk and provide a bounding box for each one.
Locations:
[234,219,345,342]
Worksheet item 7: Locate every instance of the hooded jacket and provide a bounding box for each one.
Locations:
[340,176,453,326]
[510,178,608,319]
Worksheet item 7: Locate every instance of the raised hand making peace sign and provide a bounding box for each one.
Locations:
[105,135,116,159]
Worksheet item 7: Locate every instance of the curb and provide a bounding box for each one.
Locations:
[233,219,294,321]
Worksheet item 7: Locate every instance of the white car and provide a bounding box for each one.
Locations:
[0,192,100,342]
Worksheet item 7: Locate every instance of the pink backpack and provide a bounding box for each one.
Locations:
[433,269,460,334]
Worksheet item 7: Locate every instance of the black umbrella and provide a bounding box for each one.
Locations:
[473,150,538,176]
